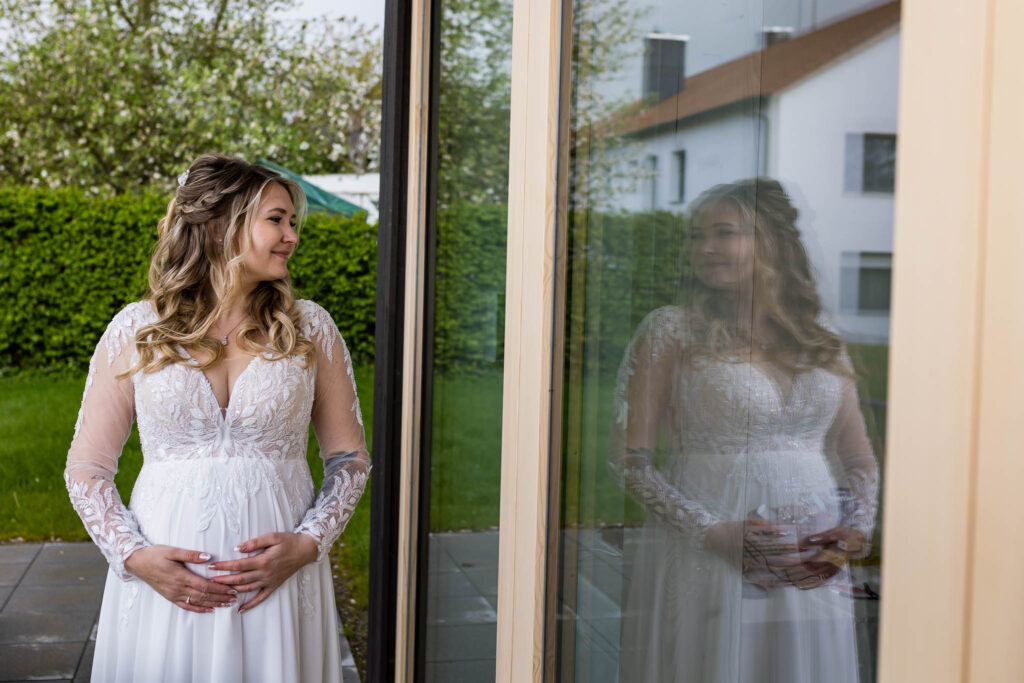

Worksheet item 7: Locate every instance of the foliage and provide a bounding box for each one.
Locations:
[0,185,377,372]
[0,0,382,194]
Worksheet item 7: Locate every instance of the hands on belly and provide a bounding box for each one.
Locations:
[207,532,319,612]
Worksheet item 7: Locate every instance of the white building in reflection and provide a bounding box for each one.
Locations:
[612,1,899,343]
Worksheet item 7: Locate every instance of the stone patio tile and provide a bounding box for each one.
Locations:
[0,565,29,588]
[461,567,497,597]
[73,640,95,683]
[434,532,499,569]
[426,570,482,599]
[341,666,360,683]
[0,611,95,644]
[18,556,106,587]
[0,587,12,610]
[3,584,102,615]
[425,659,496,683]
[0,545,41,564]
[425,594,496,626]
[424,623,496,662]
[0,642,82,681]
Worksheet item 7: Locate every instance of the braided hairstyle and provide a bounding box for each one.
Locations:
[685,178,850,376]
[124,154,315,376]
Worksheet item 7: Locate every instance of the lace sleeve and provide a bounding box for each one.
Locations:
[608,307,719,544]
[293,302,371,561]
[826,350,880,556]
[64,303,151,580]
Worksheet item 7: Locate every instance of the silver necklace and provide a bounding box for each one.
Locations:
[217,315,248,346]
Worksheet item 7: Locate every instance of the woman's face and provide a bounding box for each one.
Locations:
[240,182,298,285]
[690,200,756,291]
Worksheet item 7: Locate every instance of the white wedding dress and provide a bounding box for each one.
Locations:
[610,306,879,683]
[65,300,370,683]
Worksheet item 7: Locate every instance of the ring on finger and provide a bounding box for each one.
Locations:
[185,594,191,605]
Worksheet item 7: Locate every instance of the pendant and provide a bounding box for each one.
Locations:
[221,336,229,346]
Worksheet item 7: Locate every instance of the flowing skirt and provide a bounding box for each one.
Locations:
[91,457,342,683]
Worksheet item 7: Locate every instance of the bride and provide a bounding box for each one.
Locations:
[64,154,369,682]
[611,178,879,682]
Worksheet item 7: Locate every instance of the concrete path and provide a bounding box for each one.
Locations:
[0,543,359,682]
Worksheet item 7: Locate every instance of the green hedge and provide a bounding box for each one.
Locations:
[0,185,685,374]
[0,186,377,372]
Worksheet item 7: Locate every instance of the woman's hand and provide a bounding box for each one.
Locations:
[124,545,238,613]
[208,532,319,613]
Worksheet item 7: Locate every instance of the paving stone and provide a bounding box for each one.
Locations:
[424,622,496,663]
[433,531,499,569]
[425,570,482,599]
[424,659,496,683]
[461,567,498,597]
[0,642,82,681]
[0,587,13,611]
[0,565,29,588]
[73,640,95,682]
[18,557,106,587]
[0,545,41,564]
[425,594,496,626]
[341,665,360,683]
[0,611,95,644]
[3,584,102,616]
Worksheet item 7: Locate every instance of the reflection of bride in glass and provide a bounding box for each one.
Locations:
[610,178,878,682]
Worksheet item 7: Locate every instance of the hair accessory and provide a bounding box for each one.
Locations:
[177,169,190,187]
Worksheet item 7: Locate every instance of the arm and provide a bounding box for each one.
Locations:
[608,308,719,545]
[292,304,371,560]
[64,306,150,580]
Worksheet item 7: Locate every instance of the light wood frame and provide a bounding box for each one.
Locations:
[393,0,433,679]
[879,0,1024,680]
[494,0,569,679]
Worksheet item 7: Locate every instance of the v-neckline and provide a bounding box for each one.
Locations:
[182,349,261,420]
[748,361,800,407]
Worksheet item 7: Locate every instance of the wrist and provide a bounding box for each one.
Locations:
[295,533,319,564]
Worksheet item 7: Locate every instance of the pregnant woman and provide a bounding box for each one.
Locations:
[65,154,369,682]
[611,178,879,682]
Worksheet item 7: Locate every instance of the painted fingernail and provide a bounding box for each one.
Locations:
[198,553,211,561]
[229,589,238,595]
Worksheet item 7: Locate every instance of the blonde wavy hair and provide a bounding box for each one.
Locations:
[685,178,850,377]
[124,154,315,376]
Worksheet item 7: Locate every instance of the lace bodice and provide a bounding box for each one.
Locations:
[609,306,879,549]
[65,300,370,579]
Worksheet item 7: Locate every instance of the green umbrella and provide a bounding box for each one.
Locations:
[257,159,366,217]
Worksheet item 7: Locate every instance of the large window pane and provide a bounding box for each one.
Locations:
[555,2,899,681]
[422,0,513,679]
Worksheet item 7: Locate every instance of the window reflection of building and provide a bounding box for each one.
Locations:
[611,1,900,344]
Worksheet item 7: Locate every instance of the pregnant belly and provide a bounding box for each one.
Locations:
[129,457,315,574]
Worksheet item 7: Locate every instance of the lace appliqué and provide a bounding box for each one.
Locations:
[296,300,363,426]
[294,456,370,562]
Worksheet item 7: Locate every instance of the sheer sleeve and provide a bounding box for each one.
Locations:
[64,303,151,580]
[293,302,371,562]
[608,307,719,544]
[825,350,880,556]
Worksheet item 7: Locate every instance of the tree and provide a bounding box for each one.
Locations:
[0,0,381,194]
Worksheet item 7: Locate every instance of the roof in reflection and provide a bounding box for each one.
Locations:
[620,0,901,136]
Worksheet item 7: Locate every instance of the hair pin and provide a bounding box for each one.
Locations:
[177,169,190,187]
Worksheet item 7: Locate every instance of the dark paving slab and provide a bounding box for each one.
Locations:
[0,611,96,644]
[424,623,497,663]
[73,640,95,683]
[0,587,13,610]
[0,546,41,564]
[424,659,496,683]
[4,584,103,615]
[0,565,29,588]
[0,642,83,681]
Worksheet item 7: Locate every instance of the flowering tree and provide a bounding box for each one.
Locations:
[0,0,381,194]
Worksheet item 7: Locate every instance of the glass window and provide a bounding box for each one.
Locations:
[421,0,512,678]
[553,1,898,681]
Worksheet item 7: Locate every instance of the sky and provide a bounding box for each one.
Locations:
[289,0,385,32]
